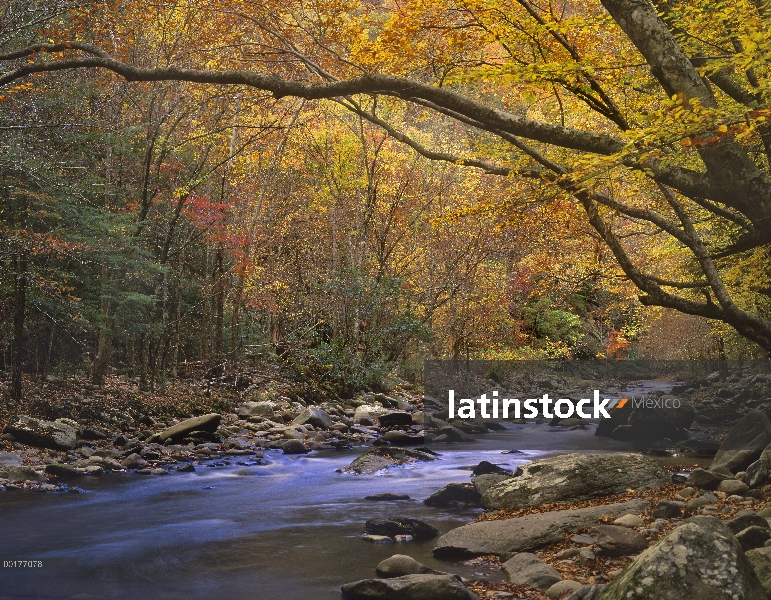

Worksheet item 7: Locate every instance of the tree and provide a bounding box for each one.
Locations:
[1,0,771,351]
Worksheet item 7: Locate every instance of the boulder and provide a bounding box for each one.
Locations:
[354,405,391,422]
[613,514,645,528]
[471,461,508,475]
[717,479,749,496]
[379,412,414,428]
[736,526,771,551]
[424,483,481,508]
[745,452,771,488]
[434,426,472,442]
[432,499,649,558]
[652,499,684,519]
[282,439,309,454]
[158,414,221,443]
[711,410,771,473]
[292,406,333,429]
[3,465,46,483]
[473,473,516,496]
[726,514,771,534]
[745,547,771,598]
[589,525,648,556]
[623,399,695,441]
[565,585,605,600]
[481,453,669,510]
[0,451,22,467]
[343,447,436,475]
[236,401,276,418]
[122,453,149,469]
[501,552,562,590]
[375,555,443,578]
[364,518,440,540]
[597,516,766,600]
[545,581,583,599]
[685,468,729,490]
[365,493,411,502]
[4,415,76,450]
[341,574,478,600]
[45,464,82,479]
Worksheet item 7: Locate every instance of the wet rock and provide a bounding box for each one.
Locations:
[432,499,649,558]
[711,410,771,473]
[364,517,440,540]
[158,414,221,443]
[375,555,443,577]
[434,426,472,442]
[736,526,771,551]
[177,463,195,472]
[4,466,46,483]
[45,464,82,479]
[652,499,684,519]
[362,535,394,544]
[545,580,583,599]
[4,415,76,450]
[282,439,310,454]
[481,453,668,510]
[717,479,749,495]
[122,453,149,469]
[745,547,771,598]
[423,483,481,508]
[379,431,424,445]
[589,524,648,556]
[292,406,334,429]
[597,516,765,600]
[502,552,561,589]
[471,460,508,475]
[341,574,478,600]
[379,413,414,428]
[343,447,436,475]
[365,493,411,501]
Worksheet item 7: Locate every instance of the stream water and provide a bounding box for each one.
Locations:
[0,382,683,600]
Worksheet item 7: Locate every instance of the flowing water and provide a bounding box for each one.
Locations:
[1,381,683,600]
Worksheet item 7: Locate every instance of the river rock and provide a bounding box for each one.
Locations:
[341,574,478,600]
[652,499,684,519]
[4,465,46,483]
[343,447,436,475]
[365,493,411,501]
[379,412,414,428]
[0,451,22,467]
[736,526,771,551]
[597,516,766,600]
[565,584,605,600]
[375,555,443,577]
[364,518,440,540]
[434,426,472,442]
[432,498,649,558]
[423,483,481,507]
[623,399,695,441]
[354,405,391,422]
[473,473,516,496]
[292,406,333,429]
[481,453,668,510]
[158,414,221,443]
[613,514,645,528]
[726,514,770,534]
[45,464,82,479]
[4,415,76,450]
[745,452,771,488]
[717,479,749,496]
[282,439,309,454]
[501,552,562,589]
[545,580,583,599]
[745,547,771,598]
[589,524,648,556]
[685,468,729,489]
[236,401,276,418]
[471,461,508,475]
[122,453,149,469]
[711,410,771,473]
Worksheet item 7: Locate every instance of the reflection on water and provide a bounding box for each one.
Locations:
[0,382,678,600]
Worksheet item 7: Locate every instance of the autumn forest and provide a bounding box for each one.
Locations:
[2,0,771,401]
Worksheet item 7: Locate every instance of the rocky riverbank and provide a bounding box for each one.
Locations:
[340,409,771,600]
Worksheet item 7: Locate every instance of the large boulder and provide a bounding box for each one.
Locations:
[481,453,668,510]
[501,552,562,589]
[4,415,76,450]
[364,518,440,540]
[158,414,221,443]
[433,499,649,558]
[291,406,333,429]
[379,412,414,428]
[596,516,766,600]
[745,547,771,598]
[236,401,276,418]
[710,410,771,473]
[473,473,516,496]
[341,574,478,600]
[354,404,391,422]
[343,447,436,475]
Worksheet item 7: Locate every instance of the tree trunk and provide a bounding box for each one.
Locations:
[93,263,112,386]
[11,253,27,402]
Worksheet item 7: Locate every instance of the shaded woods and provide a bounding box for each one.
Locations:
[2,0,771,401]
